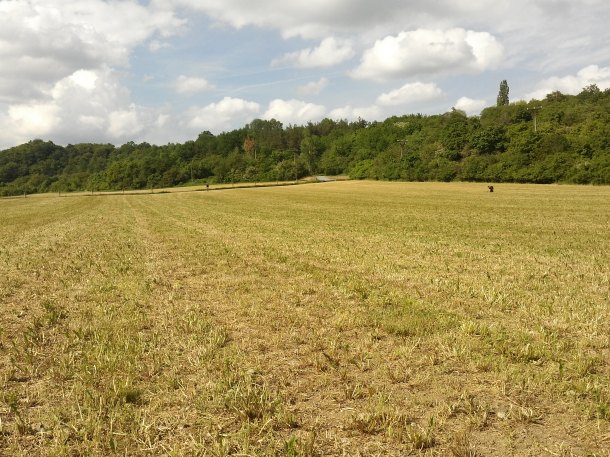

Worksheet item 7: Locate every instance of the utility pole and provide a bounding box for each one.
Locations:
[308,143,313,176]
[397,139,408,159]
[528,106,542,132]
[254,146,258,187]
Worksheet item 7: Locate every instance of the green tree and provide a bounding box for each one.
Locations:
[470,126,507,154]
[497,80,509,106]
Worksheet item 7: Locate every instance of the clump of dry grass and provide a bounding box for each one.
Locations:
[450,430,481,457]
[349,410,412,435]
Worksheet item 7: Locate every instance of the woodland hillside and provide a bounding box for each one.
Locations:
[1,85,608,196]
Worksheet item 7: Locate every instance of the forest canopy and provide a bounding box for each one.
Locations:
[1,85,609,196]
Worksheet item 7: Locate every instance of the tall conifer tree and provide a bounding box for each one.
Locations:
[497,80,509,106]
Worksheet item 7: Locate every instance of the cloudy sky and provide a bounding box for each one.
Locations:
[1,0,609,149]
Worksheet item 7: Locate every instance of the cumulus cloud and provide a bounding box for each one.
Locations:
[162,0,410,38]
[453,97,487,115]
[8,104,61,138]
[377,82,443,106]
[351,28,503,81]
[0,0,187,148]
[175,76,214,94]
[263,99,326,125]
[297,78,329,96]
[526,64,610,100]
[2,0,609,149]
[157,0,530,40]
[186,97,261,132]
[107,108,146,139]
[0,0,184,103]
[272,37,354,68]
[158,0,608,68]
[328,104,382,122]
[149,40,171,52]
[329,82,449,122]
[0,68,163,147]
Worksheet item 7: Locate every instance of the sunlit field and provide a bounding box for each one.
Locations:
[1,181,609,456]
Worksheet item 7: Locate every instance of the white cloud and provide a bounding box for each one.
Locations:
[0,68,161,147]
[526,64,610,100]
[297,78,329,96]
[162,0,408,38]
[0,0,184,104]
[0,1,187,148]
[175,75,214,94]
[43,1,184,48]
[263,99,326,125]
[75,70,100,90]
[108,107,144,138]
[272,37,354,68]
[453,96,487,115]
[158,0,515,39]
[351,28,503,81]
[78,115,105,129]
[149,40,171,52]
[377,82,443,106]
[8,103,61,137]
[187,97,261,132]
[159,0,608,70]
[328,104,381,121]
[2,0,609,149]
[329,82,449,122]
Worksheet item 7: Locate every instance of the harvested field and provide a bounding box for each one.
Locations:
[1,181,609,456]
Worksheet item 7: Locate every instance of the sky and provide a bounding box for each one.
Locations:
[1,0,609,150]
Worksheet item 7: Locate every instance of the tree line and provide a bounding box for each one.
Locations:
[1,85,609,196]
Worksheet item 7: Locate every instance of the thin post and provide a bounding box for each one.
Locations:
[528,106,542,133]
[397,139,408,159]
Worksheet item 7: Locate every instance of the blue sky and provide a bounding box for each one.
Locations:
[1,0,609,149]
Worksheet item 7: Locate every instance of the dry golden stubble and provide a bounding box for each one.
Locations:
[0,181,609,456]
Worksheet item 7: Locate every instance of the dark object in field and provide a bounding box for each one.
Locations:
[488,185,494,192]
[206,183,210,191]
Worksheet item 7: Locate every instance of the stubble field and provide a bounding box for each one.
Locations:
[0,181,609,456]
